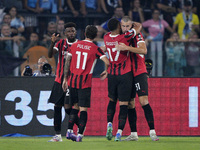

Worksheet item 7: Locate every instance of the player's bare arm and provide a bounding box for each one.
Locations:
[100,45,106,52]
[100,56,109,80]
[48,33,59,58]
[132,22,142,35]
[62,54,72,92]
[115,42,147,54]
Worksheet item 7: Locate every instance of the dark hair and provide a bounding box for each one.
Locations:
[9,6,17,11]
[184,0,192,6]
[64,22,76,29]
[8,6,20,18]
[58,17,65,22]
[107,18,120,31]
[30,32,38,35]
[152,9,160,13]
[85,25,97,40]
[3,13,11,18]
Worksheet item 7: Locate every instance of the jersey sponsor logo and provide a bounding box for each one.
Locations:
[137,34,143,41]
[77,44,91,50]
[62,51,67,56]
[62,51,68,59]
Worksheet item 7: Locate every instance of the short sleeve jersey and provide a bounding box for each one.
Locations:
[68,40,106,89]
[130,33,147,77]
[53,39,78,84]
[104,29,136,75]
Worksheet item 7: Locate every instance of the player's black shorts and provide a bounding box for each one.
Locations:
[108,71,133,102]
[69,87,91,108]
[134,73,148,97]
[48,81,70,106]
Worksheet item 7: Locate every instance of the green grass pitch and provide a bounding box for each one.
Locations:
[0,136,199,150]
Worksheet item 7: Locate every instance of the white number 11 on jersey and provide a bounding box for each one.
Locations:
[76,51,88,70]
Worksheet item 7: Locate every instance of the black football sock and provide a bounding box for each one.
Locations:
[107,100,116,123]
[78,111,87,134]
[142,104,155,130]
[118,105,128,130]
[128,108,137,132]
[68,109,79,130]
[65,108,72,116]
[74,114,79,128]
[54,106,62,134]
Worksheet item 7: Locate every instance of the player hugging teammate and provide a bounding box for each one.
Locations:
[104,17,159,141]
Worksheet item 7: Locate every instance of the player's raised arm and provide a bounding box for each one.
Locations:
[124,22,142,39]
[48,33,59,58]
[132,22,142,35]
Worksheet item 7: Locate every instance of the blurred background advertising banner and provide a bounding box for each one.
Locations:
[0,77,200,136]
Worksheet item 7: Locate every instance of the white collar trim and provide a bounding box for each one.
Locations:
[83,40,93,43]
[109,34,119,37]
[66,39,78,45]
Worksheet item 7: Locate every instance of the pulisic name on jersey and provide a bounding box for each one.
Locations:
[77,44,91,50]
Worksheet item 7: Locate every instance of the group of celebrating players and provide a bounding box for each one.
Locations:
[47,16,159,142]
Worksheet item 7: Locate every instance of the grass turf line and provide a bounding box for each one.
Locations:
[0,136,199,150]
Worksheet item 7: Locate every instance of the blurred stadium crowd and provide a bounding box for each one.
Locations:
[0,0,200,77]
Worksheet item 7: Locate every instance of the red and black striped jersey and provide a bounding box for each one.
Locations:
[130,33,147,77]
[104,29,136,75]
[68,40,106,89]
[54,39,78,84]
